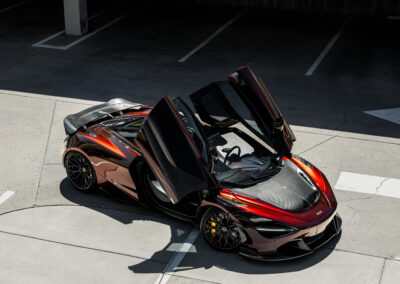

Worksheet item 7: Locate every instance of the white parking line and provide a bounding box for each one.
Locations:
[364,108,400,125]
[32,11,104,48]
[305,17,351,76]
[155,228,199,284]
[335,172,400,199]
[0,0,29,14]
[178,10,246,63]
[0,191,15,205]
[32,12,129,50]
[387,16,400,20]
[32,31,66,48]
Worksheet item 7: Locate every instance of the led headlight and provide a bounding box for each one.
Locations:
[253,220,298,238]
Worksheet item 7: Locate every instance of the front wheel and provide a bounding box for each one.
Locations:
[65,151,97,193]
[200,207,242,251]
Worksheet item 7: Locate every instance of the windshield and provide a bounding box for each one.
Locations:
[203,124,281,187]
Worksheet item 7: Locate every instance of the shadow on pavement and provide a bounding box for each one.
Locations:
[129,232,341,275]
[59,177,193,266]
[59,177,341,276]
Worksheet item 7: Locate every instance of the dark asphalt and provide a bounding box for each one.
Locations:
[0,0,399,138]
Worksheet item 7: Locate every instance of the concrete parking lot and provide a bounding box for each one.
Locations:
[0,0,400,283]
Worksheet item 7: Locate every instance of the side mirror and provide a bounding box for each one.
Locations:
[272,117,284,131]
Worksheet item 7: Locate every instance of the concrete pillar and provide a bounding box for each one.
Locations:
[63,0,88,36]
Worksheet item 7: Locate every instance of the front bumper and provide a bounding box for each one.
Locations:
[239,214,342,261]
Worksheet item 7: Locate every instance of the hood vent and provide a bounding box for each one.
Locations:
[297,168,317,190]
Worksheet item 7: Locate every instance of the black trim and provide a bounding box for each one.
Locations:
[239,214,342,261]
[64,98,145,135]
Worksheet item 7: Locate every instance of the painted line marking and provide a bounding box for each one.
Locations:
[0,0,29,14]
[178,10,247,63]
[88,11,105,21]
[387,16,400,20]
[305,17,351,76]
[335,172,400,199]
[364,108,400,125]
[0,191,15,205]
[32,11,104,48]
[32,30,65,47]
[32,12,128,50]
[155,228,199,284]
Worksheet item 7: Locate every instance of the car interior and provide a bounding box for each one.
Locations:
[204,125,281,187]
[100,83,283,206]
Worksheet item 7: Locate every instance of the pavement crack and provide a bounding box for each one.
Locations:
[0,229,167,265]
[344,177,391,224]
[246,30,277,65]
[0,49,41,74]
[335,105,351,131]
[33,101,57,206]
[0,203,162,222]
[298,135,336,155]
[379,259,387,284]
[332,247,393,261]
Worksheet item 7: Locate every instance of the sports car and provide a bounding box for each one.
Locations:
[63,66,341,261]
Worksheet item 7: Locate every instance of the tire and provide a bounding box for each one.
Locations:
[65,151,97,193]
[200,207,242,251]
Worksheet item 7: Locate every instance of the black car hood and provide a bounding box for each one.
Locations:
[230,159,320,212]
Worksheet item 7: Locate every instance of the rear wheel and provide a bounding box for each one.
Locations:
[200,207,242,251]
[65,151,97,193]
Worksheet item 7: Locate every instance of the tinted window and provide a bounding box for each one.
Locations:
[102,117,145,140]
[218,83,263,135]
[198,88,231,123]
[173,99,209,164]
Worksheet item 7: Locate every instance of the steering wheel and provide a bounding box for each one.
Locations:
[223,146,241,165]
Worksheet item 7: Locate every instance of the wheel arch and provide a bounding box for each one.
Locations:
[199,201,240,223]
[129,156,149,204]
[63,147,91,166]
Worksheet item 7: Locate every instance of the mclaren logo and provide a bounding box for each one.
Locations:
[316,210,323,216]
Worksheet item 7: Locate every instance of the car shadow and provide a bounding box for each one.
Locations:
[129,233,341,276]
[59,178,341,277]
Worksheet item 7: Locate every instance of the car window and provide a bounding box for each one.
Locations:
[218,82,264,135]
[173,99,209,164]
[195,82,264,136]
[101,116,145,140]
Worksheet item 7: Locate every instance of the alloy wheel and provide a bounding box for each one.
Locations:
[202,209,242,250]
[65,152,96,192]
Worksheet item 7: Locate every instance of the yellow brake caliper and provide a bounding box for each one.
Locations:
[210,218,217,235]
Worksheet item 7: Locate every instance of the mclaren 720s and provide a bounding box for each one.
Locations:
[63,66,341,261]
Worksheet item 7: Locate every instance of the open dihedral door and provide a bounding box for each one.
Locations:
[190,66,295,156]
[136,96,217,204]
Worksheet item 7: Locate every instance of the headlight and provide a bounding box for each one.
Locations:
[253,220,298,238]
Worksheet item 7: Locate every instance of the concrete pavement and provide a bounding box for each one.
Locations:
[0,89,399,283]
[1,1,400,282]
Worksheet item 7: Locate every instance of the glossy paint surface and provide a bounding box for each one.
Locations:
[62,69,340,259]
